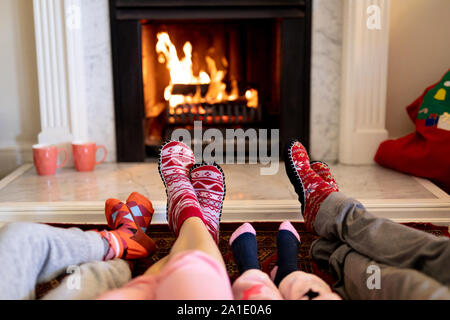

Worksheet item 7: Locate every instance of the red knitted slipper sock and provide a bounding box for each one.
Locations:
[310,161,339,191]
[284,141,336,231]
[189,163,226,243]
[158,141,205,236]
[99,199,156,260]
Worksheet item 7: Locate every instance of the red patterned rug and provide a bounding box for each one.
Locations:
[36,222,449,298]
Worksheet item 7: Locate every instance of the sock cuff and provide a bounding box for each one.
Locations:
[176,206,206,235]
[306,189,336,231]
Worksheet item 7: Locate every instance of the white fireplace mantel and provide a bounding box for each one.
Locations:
[32,0,391,165]
[339,0,390,164]
[33,0,88,145]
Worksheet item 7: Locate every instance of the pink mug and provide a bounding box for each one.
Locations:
[72,141,107,172]
[33,144,68,176]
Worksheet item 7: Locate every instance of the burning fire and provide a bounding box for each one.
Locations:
[155,32,258,109]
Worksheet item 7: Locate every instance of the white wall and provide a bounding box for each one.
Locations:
[0,0,41,178]
[386,0,450,138]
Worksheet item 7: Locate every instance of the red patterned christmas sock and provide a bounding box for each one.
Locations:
[310,161,339,191]
[99,198,156,260]
[284,141,336,231]
[158,141,205,236]
[189,163,226,243]
[125,192,155,233]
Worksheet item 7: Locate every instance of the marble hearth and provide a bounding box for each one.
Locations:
[1,163,449,226]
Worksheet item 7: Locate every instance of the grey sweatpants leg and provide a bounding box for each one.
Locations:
[311,239,450,299]
[41,259,132,300]
[311,192,450,299]
[0,222,106,300]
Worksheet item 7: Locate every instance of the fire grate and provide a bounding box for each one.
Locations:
[166,101,262,126]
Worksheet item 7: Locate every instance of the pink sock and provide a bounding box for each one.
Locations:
[279,221,300,242]
[270,221,300,280]
[229,223,256,246]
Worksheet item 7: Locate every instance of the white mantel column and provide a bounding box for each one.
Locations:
[33,0,88,145]
[339,0,390,164]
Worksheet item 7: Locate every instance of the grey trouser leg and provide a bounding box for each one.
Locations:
[0,222,106,300]
[314,192,450,285]
[311,239,450,299]
[41,259,132,300]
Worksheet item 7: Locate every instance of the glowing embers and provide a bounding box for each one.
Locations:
[155,32,259,111]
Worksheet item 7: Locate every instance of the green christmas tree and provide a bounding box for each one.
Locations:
[417,70,450,120]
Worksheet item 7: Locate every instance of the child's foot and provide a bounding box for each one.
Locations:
[229,223,260,274]
[100,198,156,260]
[270,221,301,286]
[190,163,226,243]
[126,192,155,233]
[158,140,204,236]
[284,140,336,230]
[310,161,339,191]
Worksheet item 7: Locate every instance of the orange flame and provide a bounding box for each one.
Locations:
[155,32,258,109]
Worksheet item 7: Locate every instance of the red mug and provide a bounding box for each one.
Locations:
[33,144,68,176]
[72,141,107,172]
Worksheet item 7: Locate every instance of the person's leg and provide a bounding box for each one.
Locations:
[285,140,450,286]
[229,222,336,300]
[0,192,156,300]
[151,142,227,273]
[229,223,283,300]
[158,141,206,236]
[284,141,338,231]
[100,217,233,300]
[311,238,450,299]
[314,192,450,285]
[343,251,450,300]
[101,142,231,299]
[271,221,301,287]
[41,259,132,300]
[229,223,260,274]
[145,216,225,274]
[0,222,106,300]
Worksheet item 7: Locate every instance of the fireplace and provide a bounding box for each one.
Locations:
[109,0,312,161]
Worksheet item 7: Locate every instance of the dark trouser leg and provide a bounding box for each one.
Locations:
[313,192,450,285]
[311,238,450,300]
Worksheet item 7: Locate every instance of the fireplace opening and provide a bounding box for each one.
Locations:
[142,20,280,150]
[109,1,311,162]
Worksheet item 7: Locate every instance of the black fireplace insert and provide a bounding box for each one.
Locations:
[109,0,312,161]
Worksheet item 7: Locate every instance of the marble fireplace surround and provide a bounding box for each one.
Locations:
[32,0,390,164]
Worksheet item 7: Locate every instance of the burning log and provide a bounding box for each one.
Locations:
[171,84,209,96]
